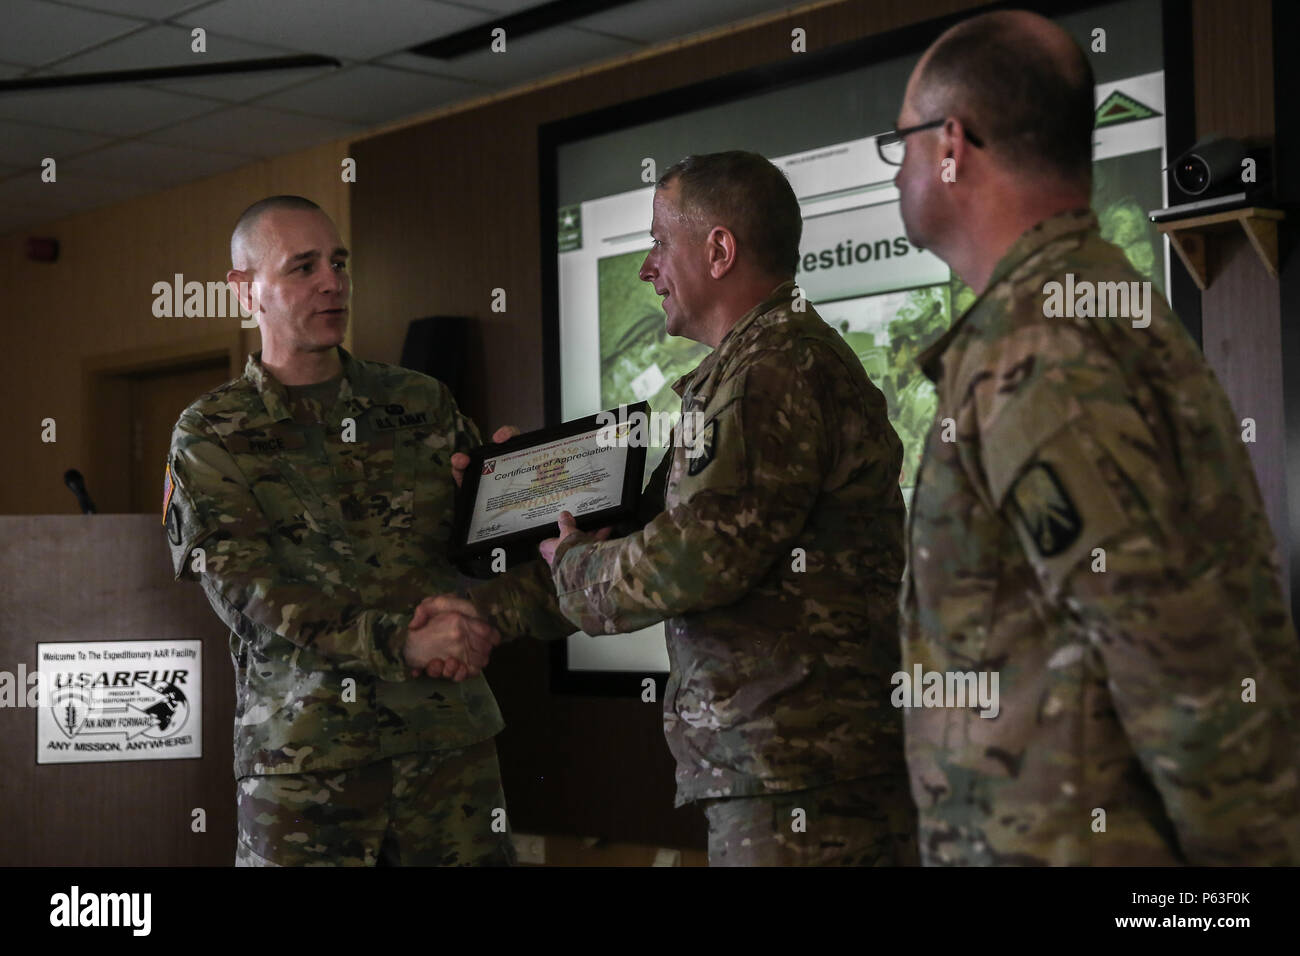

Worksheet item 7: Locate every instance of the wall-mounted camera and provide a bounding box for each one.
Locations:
[1173,137,1250,195]
[1153,135,1273,221]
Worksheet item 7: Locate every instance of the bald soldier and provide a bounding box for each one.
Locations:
[889,11,1300,864]
[447,152,918,866]
[164,195,515,866]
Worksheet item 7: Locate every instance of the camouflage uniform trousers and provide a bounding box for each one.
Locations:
[700,774,919,866]
[234,737,517,866]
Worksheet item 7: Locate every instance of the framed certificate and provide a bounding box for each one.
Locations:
[450,403,650,566]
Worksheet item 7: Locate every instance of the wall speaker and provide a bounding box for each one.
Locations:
[400,315,469,405]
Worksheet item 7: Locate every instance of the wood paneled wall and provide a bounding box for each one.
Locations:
[1191,0,1289,594]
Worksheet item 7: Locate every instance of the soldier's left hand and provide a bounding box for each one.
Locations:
[451,425,520,488]
[408,594,500,680]
[539,511,611,568]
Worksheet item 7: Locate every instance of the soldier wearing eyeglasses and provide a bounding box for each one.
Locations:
[890,10,1300,865]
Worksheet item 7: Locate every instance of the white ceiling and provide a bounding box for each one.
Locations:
[0,0,798,235]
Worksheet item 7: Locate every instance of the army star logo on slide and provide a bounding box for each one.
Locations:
[688,418,718,476]
[1009,462,1082,557]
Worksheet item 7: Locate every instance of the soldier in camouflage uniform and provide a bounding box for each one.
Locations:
[890,11,1300,864]
[164,196,514,866]
[466,152,919,866]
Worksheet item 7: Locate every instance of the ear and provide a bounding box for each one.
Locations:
[940,117,972,183]
[226,269,257,314]
[706,226,738,279]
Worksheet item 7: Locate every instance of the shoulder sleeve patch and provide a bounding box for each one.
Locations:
[1008,461,1082,557]
[1000,427,1131,601]
[163,454,211,581]
[687,417,718,476]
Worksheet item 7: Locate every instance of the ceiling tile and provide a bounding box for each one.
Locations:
[46,22,334,102]
[60,140,252,187]
[59,0,218,18]
[573,0,792,44]
[0,85,223,136]
[0,121,113,167]
[0,0,144,67]
[141,62,345,103]
[384,25,638,88]
[142,104,360,156]
[254,64,482,126]
[176,0,487,60]
[53,23,297,72]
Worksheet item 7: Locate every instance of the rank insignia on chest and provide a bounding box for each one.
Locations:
[687,418,718,476]
[1009,461,1082,557]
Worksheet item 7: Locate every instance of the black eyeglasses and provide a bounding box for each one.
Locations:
[877,119,985,166]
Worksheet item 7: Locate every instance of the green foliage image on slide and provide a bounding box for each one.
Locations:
[824,283,956,493]
[598,249,708,434]
[1093,148,1164,296]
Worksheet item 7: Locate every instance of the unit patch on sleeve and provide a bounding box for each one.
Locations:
[687,417,718,476]
[1008,461,1082,557]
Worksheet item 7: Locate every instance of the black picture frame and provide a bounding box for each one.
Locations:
[450,404,649,572]
[537,0,1197,697]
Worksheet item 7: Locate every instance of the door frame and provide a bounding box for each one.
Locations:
[81,332,244,514]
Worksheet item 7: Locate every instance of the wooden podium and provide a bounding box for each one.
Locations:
[0,515,235,865]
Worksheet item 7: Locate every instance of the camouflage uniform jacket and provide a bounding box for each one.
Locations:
[164,346,504,779]
[901,208,1300,865]
[487,280,910,806]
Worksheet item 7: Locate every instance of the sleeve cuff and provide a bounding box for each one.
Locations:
[369,610,412,682]
[551,532,598,592]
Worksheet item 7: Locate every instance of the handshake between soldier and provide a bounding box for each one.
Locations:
[407,513,612,679]
[405,424,611,682]
[401,424,517,683]
[405,424,527,681]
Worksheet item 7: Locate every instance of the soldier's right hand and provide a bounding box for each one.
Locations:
[451,425,520,487]
[402,610,498,681]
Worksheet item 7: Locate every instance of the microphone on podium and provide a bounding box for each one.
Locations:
[63,469,97,515]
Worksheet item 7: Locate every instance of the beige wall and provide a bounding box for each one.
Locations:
[0,142,351,514]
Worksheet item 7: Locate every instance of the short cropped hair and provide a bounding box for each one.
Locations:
[918,14,1095,185]
[657,152,802,278]
[230,195,323,267]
